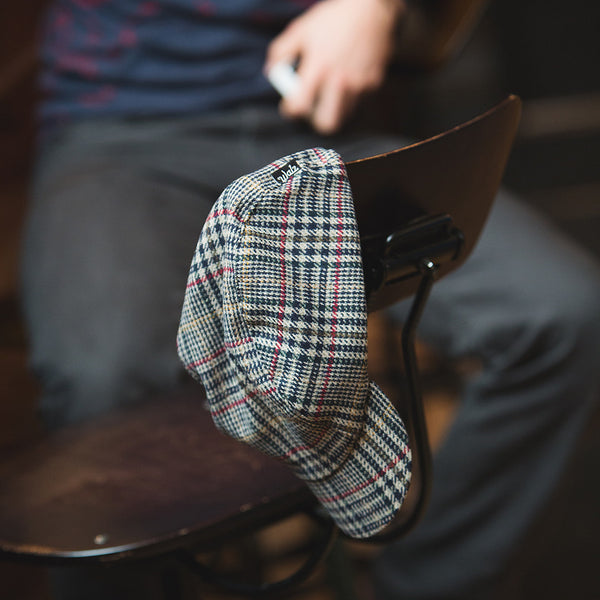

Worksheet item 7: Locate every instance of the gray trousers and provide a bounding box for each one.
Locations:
[21,106,600,599]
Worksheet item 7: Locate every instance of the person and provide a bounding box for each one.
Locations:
[21,0,600,598]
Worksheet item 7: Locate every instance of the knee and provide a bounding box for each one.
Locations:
[542,264,600,369]
[33,349,132,429]
[31,336,182,430]
[492,262,600,406]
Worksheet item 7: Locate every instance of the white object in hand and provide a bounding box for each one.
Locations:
[267,61,300,98]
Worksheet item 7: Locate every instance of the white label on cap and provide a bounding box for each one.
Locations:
[271,159,302,185]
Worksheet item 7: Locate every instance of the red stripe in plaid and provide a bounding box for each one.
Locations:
[186,266,233,289]
[281,427,328,459]
[211,385,277,417]
[318,447,409,503]
[187,337,251,367]
[211,390,260,417]
[205,208,244,224]
[313,148,327,164]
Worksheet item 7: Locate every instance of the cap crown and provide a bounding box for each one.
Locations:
[178,148,410,537]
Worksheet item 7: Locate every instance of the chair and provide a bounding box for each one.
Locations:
[0,96,520,597]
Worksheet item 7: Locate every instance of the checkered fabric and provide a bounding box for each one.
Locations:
[177,147,411,538]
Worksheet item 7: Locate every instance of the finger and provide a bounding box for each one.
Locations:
[311,76,356,135]
[264,23,301,74]
[279,60,323,120]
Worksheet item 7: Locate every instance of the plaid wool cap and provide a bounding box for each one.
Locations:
[177,147,411,538]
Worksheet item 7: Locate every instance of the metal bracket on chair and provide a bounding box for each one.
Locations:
[368,258,437,542]
[361,215,464,542]
[362,213,464,297]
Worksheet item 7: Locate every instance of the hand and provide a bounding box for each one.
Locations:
[265,0,406,135]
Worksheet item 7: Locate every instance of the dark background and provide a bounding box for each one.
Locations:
[413,4,600,596]
[0,1,598,598]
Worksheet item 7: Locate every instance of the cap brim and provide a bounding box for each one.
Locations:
[304,382,411,538]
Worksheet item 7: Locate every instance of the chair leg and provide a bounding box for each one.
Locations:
[323,537,360,600]
[160,564,186,600]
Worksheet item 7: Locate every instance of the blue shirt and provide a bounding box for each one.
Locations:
[39,0,317,127]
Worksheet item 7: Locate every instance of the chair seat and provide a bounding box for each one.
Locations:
[0,95,522,568]
[0,388,313,563]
